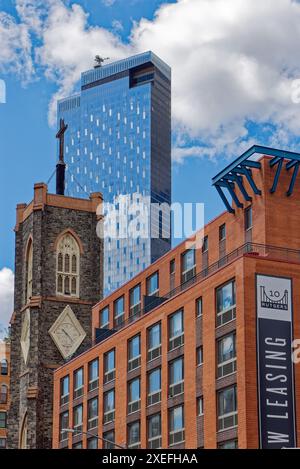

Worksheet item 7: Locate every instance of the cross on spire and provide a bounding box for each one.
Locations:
[56,118,68,163]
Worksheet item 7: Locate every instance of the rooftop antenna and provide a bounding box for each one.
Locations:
[94,55,110,68]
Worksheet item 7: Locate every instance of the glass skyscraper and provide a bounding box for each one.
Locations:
[57,51,171,295]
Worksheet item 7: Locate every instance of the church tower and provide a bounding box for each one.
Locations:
[7,123,103,448]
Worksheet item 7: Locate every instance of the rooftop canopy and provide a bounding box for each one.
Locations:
[212,145,300,213]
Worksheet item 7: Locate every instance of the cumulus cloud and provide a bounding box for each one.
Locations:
[3,0,300,159]
[102,0,117,6]
[0,268,14,329]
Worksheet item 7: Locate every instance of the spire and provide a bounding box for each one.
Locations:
[56,118,68,195]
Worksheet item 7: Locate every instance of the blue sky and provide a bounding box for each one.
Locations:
[2,0,300,329]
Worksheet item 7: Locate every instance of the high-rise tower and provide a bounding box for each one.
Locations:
[57,51,171,294]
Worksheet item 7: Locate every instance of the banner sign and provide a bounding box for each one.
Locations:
[256,275,296,448]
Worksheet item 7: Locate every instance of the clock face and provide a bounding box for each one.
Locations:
[20,309,30,364]
[49,305,86,359]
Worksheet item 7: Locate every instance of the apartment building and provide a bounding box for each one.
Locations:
[52,148,300,449]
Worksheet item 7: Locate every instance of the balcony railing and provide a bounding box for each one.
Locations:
[95,242,300,341]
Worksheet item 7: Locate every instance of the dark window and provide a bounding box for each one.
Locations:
[88,359,99,390]
[169,405,184,446]
[245,206,252,230]
[219,224,226,241]
[147,322,161,361]
[60,375,69,405]
[59,411,69,441]
[114,296,125,326]
[217,385,238,431]
[147,368,161,406]
[169,357,184,397]
[197,397,204,416]
[0,385,8,404]
[73,368,84,398]
[217,333,237,378]
[0,359,8,376]
[168,310,184,350]
[87,397,98,430]
[73,405,83,432]
[128,335,141,371]
[181,249,196,282]
[128,378,141,414]
[216,280,236,327]
[202,236,208,253]
[170,259,175,274]
[100,306,109,328]
[196,346,203,366]
[0,412,6,429]
[103,430,115,449]
[196,297,202,317]
[0,438,6,449]
[104,349,115,383]
[218,439,238,449]
[103,389,115,423]
[146,272,159,296]
[129,284,141,317]
[127,421,140,449]
[148,413,161,449]
[87,437,98,449]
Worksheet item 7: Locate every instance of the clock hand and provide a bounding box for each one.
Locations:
[62,328,73,342]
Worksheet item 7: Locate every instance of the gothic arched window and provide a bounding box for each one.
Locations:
[26,239,33,302]
[0,359,8,376]
[20,412,28,449]
[56,233,80,297]
[0,385,8,404]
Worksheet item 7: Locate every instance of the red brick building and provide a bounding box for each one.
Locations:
[0,342,10,449]
[52,150,300,449]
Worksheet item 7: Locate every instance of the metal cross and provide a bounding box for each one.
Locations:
[56,118,68,162]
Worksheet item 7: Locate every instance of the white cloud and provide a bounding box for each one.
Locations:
[102,0,117,6]
[112,19,123,32]
[3,0,300,159]
[0,268,14,329]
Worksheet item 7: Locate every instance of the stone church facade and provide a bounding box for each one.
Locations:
[8,182,103,449]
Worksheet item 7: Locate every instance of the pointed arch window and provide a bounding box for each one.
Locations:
[20,412,28,449]
[0,385,8,404]
[26,239,33,302]
[56,233,80,297]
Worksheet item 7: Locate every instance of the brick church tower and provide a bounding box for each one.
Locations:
[7,123,103,448]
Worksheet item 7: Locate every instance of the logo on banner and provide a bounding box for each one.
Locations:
[260,286,288,310]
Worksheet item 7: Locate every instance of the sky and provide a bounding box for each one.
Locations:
[2,0,300,331]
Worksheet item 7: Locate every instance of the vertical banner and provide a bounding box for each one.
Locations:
[256,275,296,448]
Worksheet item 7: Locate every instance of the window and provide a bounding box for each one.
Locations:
[202,236,208,253]
[217,333,237,378]
[196,347,203,366]
[170,259,175,290]
[197,397,204,416]
[87,437,98,449]
[104,349,115,383]
[100,306,109,328]
[114,296,125,327]
[26,238,33,302]
[169,406,185,446]
[216,280,236,326]
[87,397,98,430]
[146,272,159,296]
[103,430,115,449]
[73,442,82,449]
[88,359,99,391]
[245,206,252,230]
[128,335,141,371]
[169,357,184,397]
[128,378,141,414]
[129,285,141,317]
[128,421,140,449]
[59,411,69,442]
[0,359,8,376]
[148,414,161,449]
[147,322,161,361]
[73,405,83,433]
[181,249,196,283]
[103,389,115,424]
[217,386,238,431]
[219,224,226,241]
[0,412,6,429]
[147,368,161,406]
[168,310,184,351]
[0,438,6,449]
[196,298,202,318]
[218,439,238,449]
[60,375,69,405]
[56,233,80,297]
[0,385,7,405]
[73,368,84,399]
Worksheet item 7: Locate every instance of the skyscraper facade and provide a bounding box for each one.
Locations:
[57,52,171,295]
